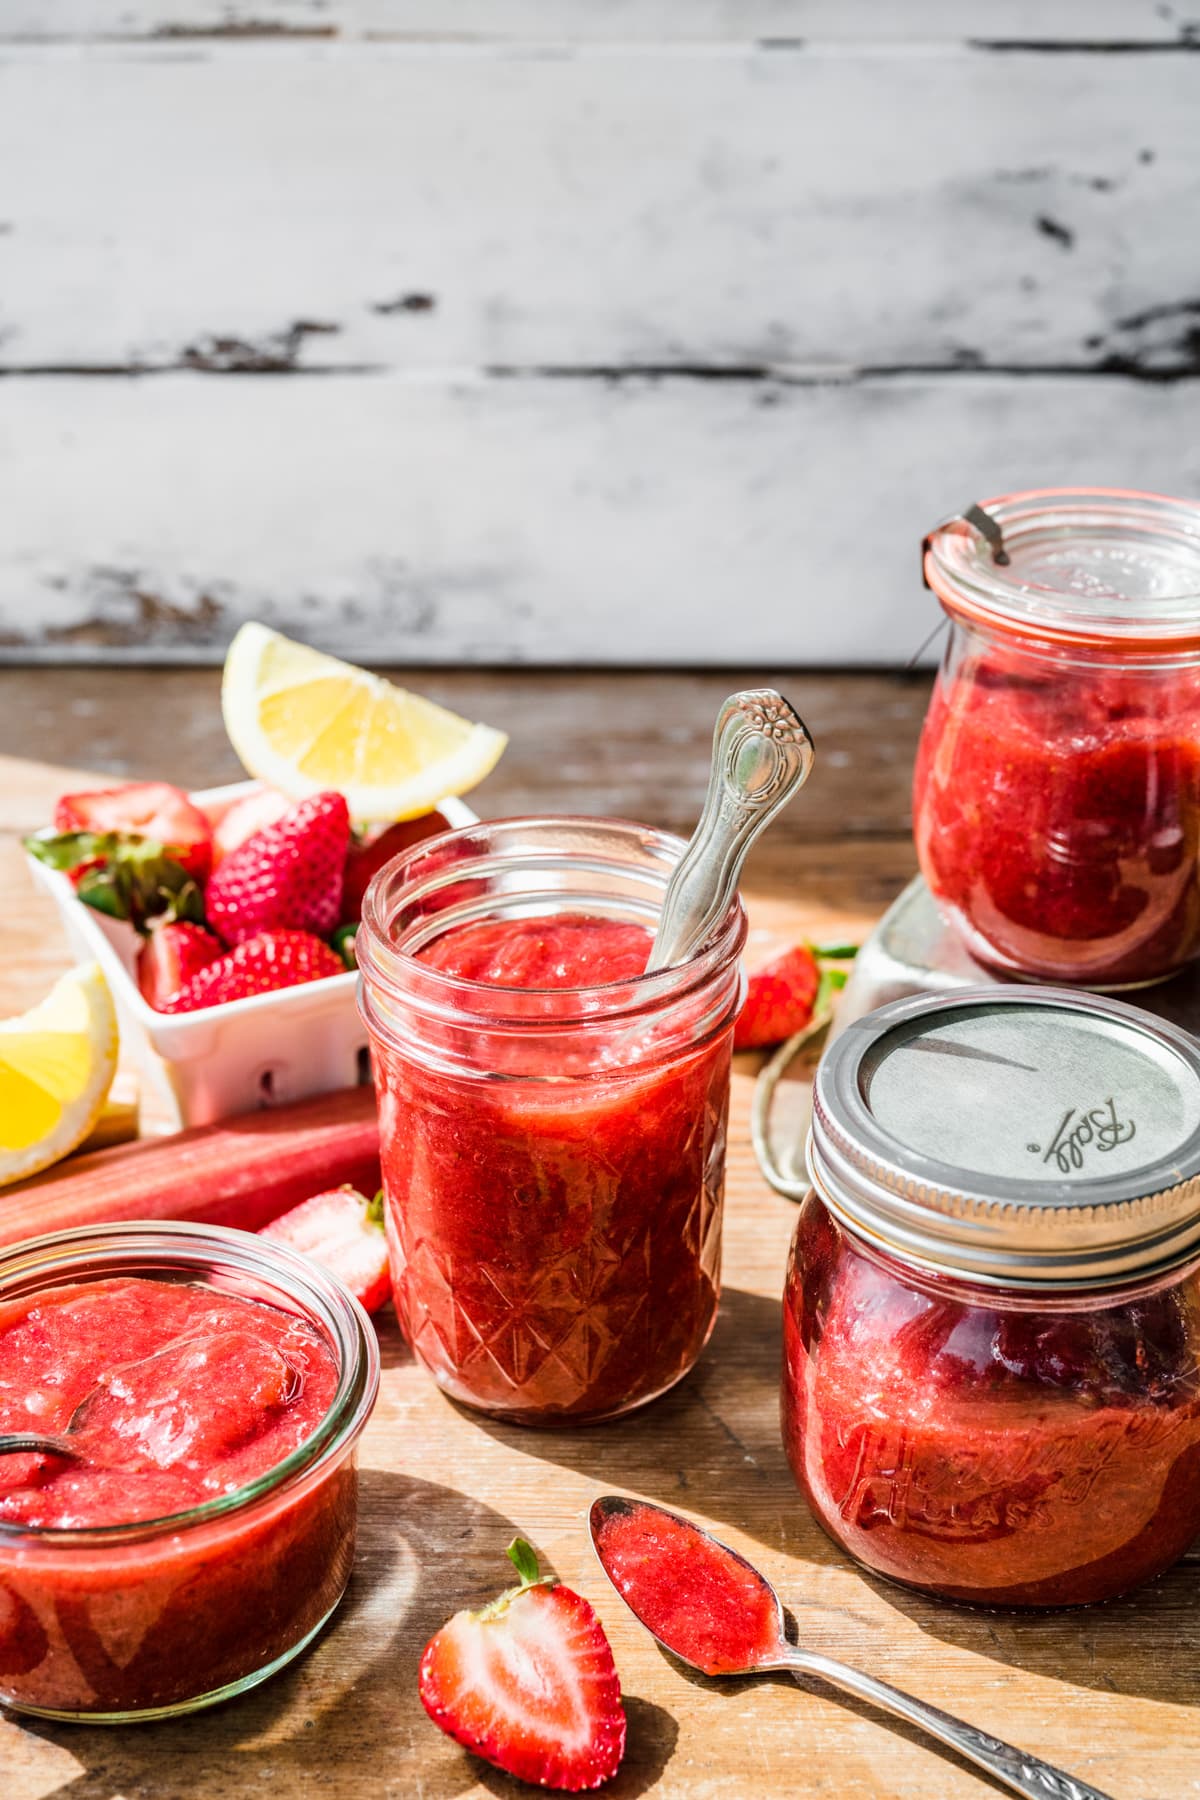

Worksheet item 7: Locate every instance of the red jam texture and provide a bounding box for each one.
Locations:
[593,1502,779,1674]
[782,1199,1200,1607]
[418,915,653,988]
[913,653,1200,985]
[375,913,730,1423]
[0,1277,356,1716]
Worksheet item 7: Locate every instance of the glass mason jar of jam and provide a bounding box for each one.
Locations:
[915,488,1200,988]
[782,987,1200,1608]
[357,816,746,1426]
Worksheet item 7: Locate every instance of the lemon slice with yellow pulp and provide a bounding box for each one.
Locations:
[222,622,508,822]
[0,964,119,1187]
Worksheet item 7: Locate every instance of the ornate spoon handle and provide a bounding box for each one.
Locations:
[775,1647,1113,1800]
[647,689,814,971]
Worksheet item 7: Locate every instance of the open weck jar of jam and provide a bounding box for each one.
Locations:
[915,488,1200,988]
[0,1221,378,1720]
[782,987,1200,1608]
[357,816,746,1426]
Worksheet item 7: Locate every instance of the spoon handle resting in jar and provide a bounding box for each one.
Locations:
[0,1432,78,1458]
[775,1646,1113,1800]
[647,690,815,972]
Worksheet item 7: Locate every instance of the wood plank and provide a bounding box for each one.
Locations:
[2,372,1198,665]
[0,666,925,1018]
[3,2,1192,45]
[0,45,1195,376]
[0,670,932,844]
[0,709,1195,1800]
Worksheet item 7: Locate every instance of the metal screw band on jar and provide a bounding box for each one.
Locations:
[808,987,1200,1289]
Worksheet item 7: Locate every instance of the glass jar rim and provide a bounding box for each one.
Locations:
[0,1221,379,1546]
[924,487,1200,652]
[356,813,747,1032]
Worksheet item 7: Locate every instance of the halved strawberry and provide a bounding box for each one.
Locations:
[341,811,450,923]
[205,791,350,945]
[162,929,344,1012]
[260,1186,390,1314]
[210,783,293,869]
[733,942,821,1050]
[419,1538,625,1791]
[137,918,223,1011]
[55,783,213,882]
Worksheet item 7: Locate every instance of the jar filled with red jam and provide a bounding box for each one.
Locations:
[0,1222,378,1720]
[915,488,1200,988]
[783,987,1200,1608]
[357,817,746,1426]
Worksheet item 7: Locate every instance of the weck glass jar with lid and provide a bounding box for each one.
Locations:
[915,488,1200,988]
[782,987,1200,1608]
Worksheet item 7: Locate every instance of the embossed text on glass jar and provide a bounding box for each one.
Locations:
[783,1198,1200,1607]
[357,817,746,1426]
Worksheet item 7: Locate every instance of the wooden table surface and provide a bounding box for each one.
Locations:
[1,668,1196,1800]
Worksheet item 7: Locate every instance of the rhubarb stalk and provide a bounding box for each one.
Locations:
[0,1087,381,1249]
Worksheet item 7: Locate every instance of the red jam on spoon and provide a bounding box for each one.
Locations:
[589,1495,781,1674]
[588,1495,1118,1800]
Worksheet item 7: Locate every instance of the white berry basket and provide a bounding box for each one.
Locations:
[26,781,478,1131]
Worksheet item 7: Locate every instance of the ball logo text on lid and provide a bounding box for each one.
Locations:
[862,1006,1194,1187]
[1032,1098,1136,1175]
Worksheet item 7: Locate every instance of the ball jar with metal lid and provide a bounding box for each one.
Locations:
[914,488,1200,988]
[782,987,1200,1608]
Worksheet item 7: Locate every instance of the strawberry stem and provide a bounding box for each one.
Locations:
[367,1189,386,1231]
[810,941,859,960]
[332,921,359,970]
[505,1537,543,1588]
[814,966,849,1016]
[25,831,204,931]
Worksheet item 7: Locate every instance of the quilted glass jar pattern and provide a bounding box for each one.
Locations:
[357,817,746,1426]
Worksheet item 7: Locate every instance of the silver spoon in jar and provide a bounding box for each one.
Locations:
[590,1497,1113,1800]
[0,1342,194,1460]
[0,1381,152,1460]
[0,1334,299,1461]
[0,1429,80,1458]
[647,689,814,971]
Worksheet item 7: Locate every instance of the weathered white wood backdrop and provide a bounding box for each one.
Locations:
[0,5,1197,663]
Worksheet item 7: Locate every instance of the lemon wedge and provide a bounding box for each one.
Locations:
[221,622,508,822]
[0,965,119,1187]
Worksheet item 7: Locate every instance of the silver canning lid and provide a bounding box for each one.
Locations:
[809,987,1200,1288]
[924,488,1200,646]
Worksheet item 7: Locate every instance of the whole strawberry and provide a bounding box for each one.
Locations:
[206,792,350,945]
[164,929,344,1012]
[733,943,821,1050]
[341,811,449,924]
[420,1538,625,1791]
[210,782,292,869]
